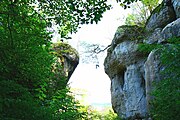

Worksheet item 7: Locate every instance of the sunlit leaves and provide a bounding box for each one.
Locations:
[35,0,111,38]
[141,0,160,12]
[0,1,55,119]
[124,0,160,26]
[0,0,113,119]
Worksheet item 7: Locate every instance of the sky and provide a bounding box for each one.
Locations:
[58,1,132,107]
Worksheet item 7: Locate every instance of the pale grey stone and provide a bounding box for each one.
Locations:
[144,28,163,44]
[104,26,148,119]
[104,10,179,118]
[144,50,162,112]
[172,0,180,18]
[145,4,176,31]
[160,18,180,43]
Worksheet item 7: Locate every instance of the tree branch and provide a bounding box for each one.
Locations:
[96,44,111,54]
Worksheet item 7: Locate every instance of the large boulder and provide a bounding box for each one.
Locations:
[144,18,180,44]
[112,25,144,49]
[145,1,176,31]
[143,28,162,44]
[52,42,79,80]
[105,26,145,79]
[161,18,180,40]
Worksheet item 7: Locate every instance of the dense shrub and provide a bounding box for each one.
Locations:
[151,37,180,120]
[139,37,180,120]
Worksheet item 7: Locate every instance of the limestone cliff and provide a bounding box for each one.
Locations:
[52,42,79,80]
[104,0,179,119]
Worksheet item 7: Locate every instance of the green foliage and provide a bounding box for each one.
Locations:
[0,0,54,98]
[149,1,163,14]
[125,14,137,25]
[46,87,88,120]
[102,110,122,120]
[0,80,54,120]
[0,0,111,39]
[138,43,162,53]
[81,106,122,120]
[52,42,79,57]
[141,0,160,13]
[36,0,111,38]
[115,25,145,41]
[89,110,121,120]
[125,3,149,27]
[0,0,109,119]
[0,0,54,119]
[151,37,180,120]
[125,0,160,26]
[117,0,159,10]
[138,37,180,120]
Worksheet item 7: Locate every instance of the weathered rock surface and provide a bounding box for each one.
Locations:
[53,42,79,80]
[144,50,163,112]
[112,25,144,49]
[104,0,179,119]
[172,0,180,18]
[104,26,148,119]
[111,63,147,119]
[105,40,143,78]
[161,18,180,40]
[144,28,162,44]
[145,2,176,31]
[63,52,79,80]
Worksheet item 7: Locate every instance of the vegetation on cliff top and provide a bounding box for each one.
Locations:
[125,0,160,27]
[52,42,79,57]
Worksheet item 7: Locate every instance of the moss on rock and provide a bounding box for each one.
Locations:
[52,42,79,58]
[51,42,79,80]
[112,25,146,49]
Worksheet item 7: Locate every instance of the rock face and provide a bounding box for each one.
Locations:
[161,18,180,40]
[63,52,79,80]
[145,0,176,31]
[104,27,148,119]
[104,0,180,119]
[144,50,163,113]
[53,42,79,80]
[172,0,180,18]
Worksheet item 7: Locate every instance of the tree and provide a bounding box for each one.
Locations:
[0,0,55,119]
[116,0,159,9]
[0,0,113,119]
[35,0,111,39]
[125,2,150,26]
[0,0,111,38]
[78,41,111,69]
[141,0,160,13]
[125,0,160,26]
